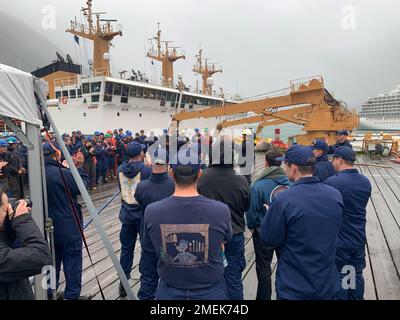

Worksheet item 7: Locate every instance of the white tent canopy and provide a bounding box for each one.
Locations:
[0,63,45,125]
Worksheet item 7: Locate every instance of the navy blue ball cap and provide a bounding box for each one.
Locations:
[170,148,201,176]
[43,142,56,156]
[312,139,329,153]
[337,130,349,136]
[333,146,356,162]
[276,145,316,166]
[126,142,146,158]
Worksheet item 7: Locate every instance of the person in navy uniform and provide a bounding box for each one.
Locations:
[260,145,344,300]
[325,147,372,300]
[135,148,175,300]
[329,130,353,154]
[117,142,152,297]
[312,139,336,182]
[142,148,232,300]
[43,142,91,300]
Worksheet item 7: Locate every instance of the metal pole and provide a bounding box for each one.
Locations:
[41,105,136,300]
[26,123,47,300]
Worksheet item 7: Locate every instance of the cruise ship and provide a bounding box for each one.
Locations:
[32,0,239,135]
[359,84,400,131]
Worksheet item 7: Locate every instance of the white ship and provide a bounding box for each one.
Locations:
[359,84,400,131]
[33,0,240,135]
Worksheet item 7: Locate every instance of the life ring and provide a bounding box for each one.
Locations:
[61,96,68,105]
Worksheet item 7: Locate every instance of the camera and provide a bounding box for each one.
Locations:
[9,198,33,212]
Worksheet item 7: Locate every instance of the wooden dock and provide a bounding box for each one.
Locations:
[57,154,400,300]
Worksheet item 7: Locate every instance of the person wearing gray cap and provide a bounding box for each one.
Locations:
[325,146,372,300]
[135,148,175,300]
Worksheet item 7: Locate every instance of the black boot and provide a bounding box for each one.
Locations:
[119,282,127,298]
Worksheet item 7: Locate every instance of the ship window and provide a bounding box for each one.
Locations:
[137,87,144,98]
[161,91,167,100]
[104,95,112,102]
[121,97,128,104]
[69,90,76,99]
[105,82,113,95]
[139,113,142,118]
[83,113,87,117]
[166,92,172,102]
[171,93,177,103]
[91,82,101,93]
[77,89,82,98]
[143,88,149,99]
[55,91,61,99]
[82,83,90,94]
[91,95,100,103]
[155,90,161,100]
[130,86,137,97]
[114,84,122,96]
[149,89,156,99]
[117,112,120,117]
[122,85,129,97]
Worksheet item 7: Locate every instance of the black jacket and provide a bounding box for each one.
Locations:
[198,165,250,235]
[0,214,52,300]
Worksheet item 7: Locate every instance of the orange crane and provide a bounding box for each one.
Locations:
[171,76,359,145]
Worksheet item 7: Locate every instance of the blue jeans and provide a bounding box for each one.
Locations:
[155,278,228,300]
[54,239,83,300]
[119,220,141,280]
[336,246,366,300]
[224,233,246,300]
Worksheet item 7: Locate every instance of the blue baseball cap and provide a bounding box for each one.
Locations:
[195,128,200,132]
[120,134,127,139]
[94,131,100,136]
[163,129,168,134]
[337,130,349,136]
[126,142,146,157]
[151,148,169,165]
[333,146,356,162]
[0,139,8,147]
[126,130,133,137]
[276,145,316,166]
[170,148,201,176]
[43,142,56,156]
[312,139,329,153]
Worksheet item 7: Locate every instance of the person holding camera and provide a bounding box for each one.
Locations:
[0,190,52,300]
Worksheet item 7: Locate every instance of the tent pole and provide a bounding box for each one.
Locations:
[41,105,136,300]
[26,123,48,300]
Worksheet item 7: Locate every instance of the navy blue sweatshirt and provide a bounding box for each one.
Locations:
[313,155,336,182]
[142,196,232,290]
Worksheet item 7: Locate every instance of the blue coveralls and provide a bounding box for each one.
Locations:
[260,177,344,300]
[94,145,106,183]
[44,158,89,300]
[325,169,372,300]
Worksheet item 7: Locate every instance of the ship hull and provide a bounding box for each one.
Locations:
[359,117,400,131]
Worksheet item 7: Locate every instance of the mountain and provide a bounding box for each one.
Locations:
[0,12,60,72]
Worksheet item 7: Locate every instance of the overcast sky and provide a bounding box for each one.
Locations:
[1,0,399,108]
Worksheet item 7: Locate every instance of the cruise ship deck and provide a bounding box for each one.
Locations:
[56,154,400,300]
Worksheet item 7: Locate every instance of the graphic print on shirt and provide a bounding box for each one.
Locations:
[160,224,210,267]
[119,172,141,205]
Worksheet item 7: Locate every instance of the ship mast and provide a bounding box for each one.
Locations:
[193,49,222,96]
[67,0,122,76]
[147,23,186,88]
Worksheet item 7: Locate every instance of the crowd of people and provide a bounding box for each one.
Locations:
[0,126,375,301]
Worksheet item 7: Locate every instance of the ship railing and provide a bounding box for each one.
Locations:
[290,75,324,93]
[54,76,79,88]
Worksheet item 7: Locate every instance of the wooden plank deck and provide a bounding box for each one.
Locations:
[66,154,400,300]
